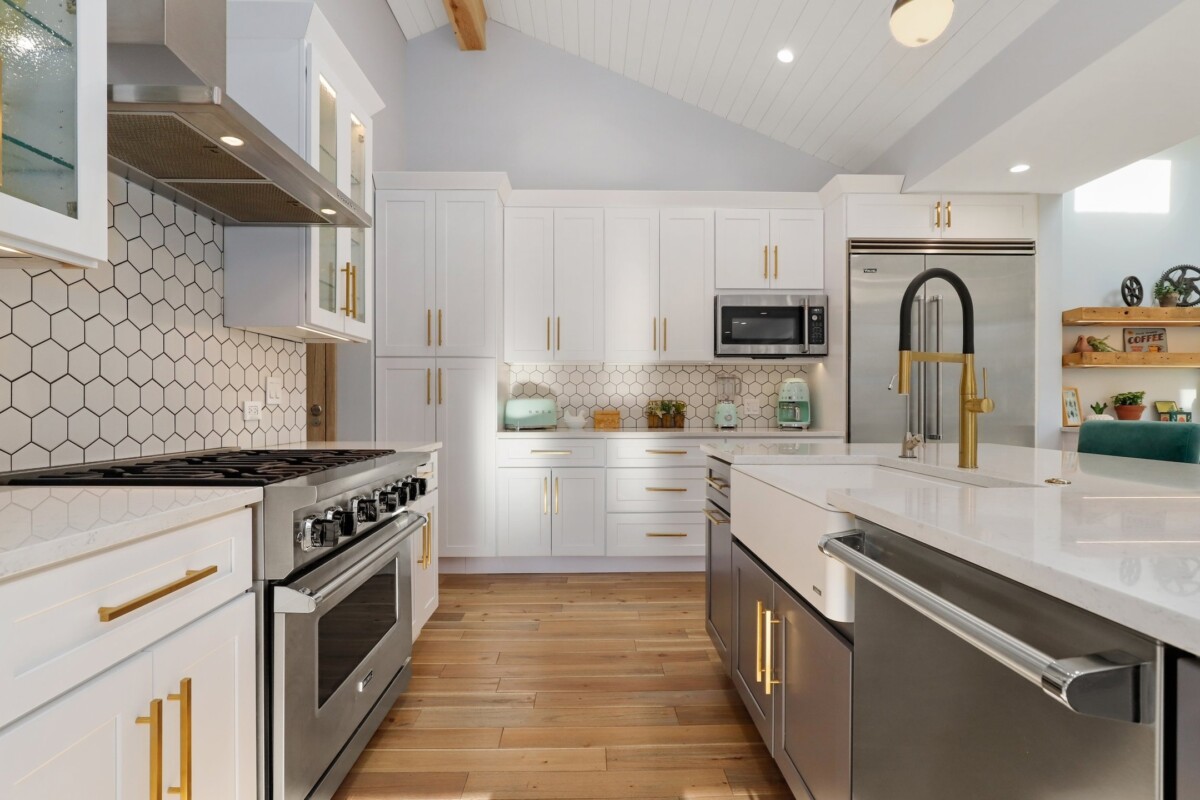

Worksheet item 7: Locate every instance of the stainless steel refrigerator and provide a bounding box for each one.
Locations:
[848,241,1036,446]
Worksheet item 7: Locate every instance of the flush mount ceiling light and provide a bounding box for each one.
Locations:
[777,48,795,64]
[1010,163,1031,174]
[890,0,954,47]
[219,135,245,147]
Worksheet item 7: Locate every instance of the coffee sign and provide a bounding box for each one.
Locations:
[1124,327,1168,352]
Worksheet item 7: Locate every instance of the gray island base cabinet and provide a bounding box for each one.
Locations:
[729,542,852,800]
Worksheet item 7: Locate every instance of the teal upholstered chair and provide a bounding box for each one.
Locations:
[1077,420,1200,463]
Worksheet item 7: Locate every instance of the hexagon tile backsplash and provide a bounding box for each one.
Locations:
[509,364,809,428]
[0,176,306,472]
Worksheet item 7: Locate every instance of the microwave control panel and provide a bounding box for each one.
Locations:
[808,308,826,346]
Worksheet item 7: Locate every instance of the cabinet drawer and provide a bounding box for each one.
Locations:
[498,438,605,467]
[606,438,708,467]
[0,508,252,728]
[607,468,707,512]
[607,513,706,556]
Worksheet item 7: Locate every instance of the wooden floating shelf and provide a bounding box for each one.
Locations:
[1063,352,1200,368]
[1062,307,1200,326]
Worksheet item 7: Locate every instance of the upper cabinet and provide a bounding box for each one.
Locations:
[716,209,823,291]
[846,194,1037,240]
[222,2,383,342]
[0,0,107,270]
[504,208,605,364]
[376,189,501,359]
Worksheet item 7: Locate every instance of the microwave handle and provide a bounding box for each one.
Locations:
[802,296,810,354]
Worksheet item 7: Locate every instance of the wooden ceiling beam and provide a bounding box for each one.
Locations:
[442,0,487,50]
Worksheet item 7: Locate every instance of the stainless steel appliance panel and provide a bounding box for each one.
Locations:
[846,524,1158,800]
[705,458,733,673]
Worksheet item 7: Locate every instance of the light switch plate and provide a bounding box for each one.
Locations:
[266,377,283,406]
[744,397,762,415]
[244,400,263,422]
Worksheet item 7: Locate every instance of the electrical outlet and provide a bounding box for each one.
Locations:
[266,377,283,406]
[244,400,263,422]
[745,397,762,415]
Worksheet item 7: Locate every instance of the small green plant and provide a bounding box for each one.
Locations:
[670,401,687,415]
[1090,401,1108,415]
[1112,391,1146,407]
[1154,279,1180,299]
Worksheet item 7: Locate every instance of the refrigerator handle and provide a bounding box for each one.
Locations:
[930,295,943,441]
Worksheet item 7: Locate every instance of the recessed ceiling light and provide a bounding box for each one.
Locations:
[320,208,337,215]
[1010,164,1031,174]
[777,48,795,64]
[890,0,955,48]
[220,135,245,147]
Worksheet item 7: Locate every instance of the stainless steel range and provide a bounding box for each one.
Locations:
[3,447,434,800]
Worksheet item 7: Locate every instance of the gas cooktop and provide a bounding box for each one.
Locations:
[0,448,397,487]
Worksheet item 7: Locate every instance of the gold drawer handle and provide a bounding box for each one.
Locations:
[646,532,688,538]
[167,678,193,800]
[645,449,688,455]
[645,487,688,493]
[426,510,434,569]
[99,565,219,622]
[764,608,781,695]
[530,450,573,455]
[705,476,729,490]
[755,600,764,682]
[702,508,729,525]
[136,698,164,800]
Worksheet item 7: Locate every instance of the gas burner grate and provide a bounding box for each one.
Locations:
[2,449,397,487]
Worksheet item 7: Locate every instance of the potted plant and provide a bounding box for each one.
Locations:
[1112,391,1147,421]
[644,401,663,428]
[1154,279,1181,307]
[670,400,687,429]
[1087,401,1114,421]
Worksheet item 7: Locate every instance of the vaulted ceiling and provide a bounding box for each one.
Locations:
[387,0,1061,172]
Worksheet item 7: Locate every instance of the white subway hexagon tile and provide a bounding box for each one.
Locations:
[140,216,164,249]
[13,304,50,345]
[12,374,50,415]
[32,409,68,449]
[85,380,115,414]
[85,316,115,354]
[12,443,49,470]
[33,341,69,382]
[68,410,100,447]
[68,346,100,383]
[114,204,140,239]
[127,183,153,216]
[152,408,174,440]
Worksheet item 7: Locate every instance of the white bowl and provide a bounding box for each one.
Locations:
[563,413,586,429]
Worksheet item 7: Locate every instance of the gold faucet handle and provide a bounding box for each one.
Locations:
[967,368,996,414]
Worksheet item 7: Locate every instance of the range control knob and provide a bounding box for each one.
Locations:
[375,486,400,513]
[350,495,378,524]
[412,476,428,497]
[325,506,355,538]
[298,515,337,551]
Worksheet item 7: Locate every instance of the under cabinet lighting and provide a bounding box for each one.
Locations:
[777,49,795,64]
[220,135,245,147]
[297,325,350,341]
[1010,164,1031,174]
[320,208,337,216]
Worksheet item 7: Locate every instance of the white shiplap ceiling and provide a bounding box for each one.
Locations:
[387,0,1060,171]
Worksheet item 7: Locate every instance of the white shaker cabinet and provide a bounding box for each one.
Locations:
[716,209,823,291]
[376,190,501,358]
[845,194,1036,240]
[505,208,556,363]
[497,467,605,557]
[605,209,661,363]
[0,0,108,270]
[497,468,553,557]
[939,194,1038,240]
[659,209,715,362]
[553,209,606,362]
[412,487,440,641]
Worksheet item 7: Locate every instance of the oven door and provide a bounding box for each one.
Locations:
[272,511,424,799]
[716,294,807,357]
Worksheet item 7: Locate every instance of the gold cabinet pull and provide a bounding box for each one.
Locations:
[645,486,687,493]
[350,264,360,319]
[426,368,431,405]
[553,477,560,515]
[419,520,430,569]
[427,309,432,346]
[340,262,352,315]
[556,317,562,351]
[99,566,218,622]
[546,317,551,351]
[646,532,688,538]
[763,245,768,279]
[663,317,668,351]
[645,449,687,455]
[946,200,952,228]
[136,698,164,800]
[652,316,657,350]
[437,368,443,405]
[934,201,942,229]
[426,510,434,568]
[755,600,764,682]
[764,608,781,695]
[167,678,192,800]
[702,508,729,525]
[705,476,729,490]
[774,245,779,280]
[437,309,443,347]
[542,477,549,515]
[530,449,573,455]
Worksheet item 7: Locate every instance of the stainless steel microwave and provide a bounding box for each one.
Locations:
[715,293,829,357]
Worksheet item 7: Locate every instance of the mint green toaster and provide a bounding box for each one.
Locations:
[504,398,558,430]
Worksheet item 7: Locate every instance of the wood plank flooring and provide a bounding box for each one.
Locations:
[334,572,792,799]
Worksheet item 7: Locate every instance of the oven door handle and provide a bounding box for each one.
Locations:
[275,513,426,614]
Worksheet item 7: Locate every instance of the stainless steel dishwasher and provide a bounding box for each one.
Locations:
[823,522,1161,800]
[704,456,734,674]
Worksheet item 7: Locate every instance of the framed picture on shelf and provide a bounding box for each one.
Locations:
[1062,388,1083,427]
[1124,327,1168,352]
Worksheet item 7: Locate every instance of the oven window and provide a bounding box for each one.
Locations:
[721,307,802,344]
[317,560,398,706]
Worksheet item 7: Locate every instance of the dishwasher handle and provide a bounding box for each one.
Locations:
[820,532,1152,724]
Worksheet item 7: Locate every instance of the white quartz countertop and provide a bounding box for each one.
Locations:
[278,440,443,453]
[0,486,263,582]
[729,442,1200,653]
[498,428,844,439]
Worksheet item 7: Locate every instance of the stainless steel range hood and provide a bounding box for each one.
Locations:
[107,0,369,227]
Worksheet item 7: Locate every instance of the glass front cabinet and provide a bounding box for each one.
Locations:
[223,2,381,342]
[0,0,107,269]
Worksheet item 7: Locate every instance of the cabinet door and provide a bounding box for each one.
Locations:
[343,108,374,342]
[940,194,1037,240]
[497,468,552,556]
[770,210,824,290]
[412,492,439,642]
[151,595,256,800]
[706,505,734,674]
[0,653,150,799]
[554,209,606,362]
[375,359,437,443]
[604,209,660,363]
[376,191,437,356]
[773,587,851,800]
[732,543,774,750]
[715,209,770,289]
[660,209,715,362]
[845,194,939,239]
[436,358,498,556]
[307,50,347,333]
[437,192,501,358]
[504,208,556,363]
[552,468,606,556]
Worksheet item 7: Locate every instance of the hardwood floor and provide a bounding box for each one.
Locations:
[334,572,792,799]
